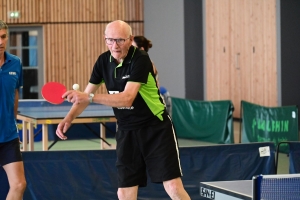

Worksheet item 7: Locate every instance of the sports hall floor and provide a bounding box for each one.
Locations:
[27,121,290,174]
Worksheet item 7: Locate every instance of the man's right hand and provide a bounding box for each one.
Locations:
[56,119,72,140]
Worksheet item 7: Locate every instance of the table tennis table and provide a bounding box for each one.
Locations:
[200,174,300,200]
[17,99,116,151]
[200,180,252,200]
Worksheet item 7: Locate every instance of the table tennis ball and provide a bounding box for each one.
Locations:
[73,84,80,90]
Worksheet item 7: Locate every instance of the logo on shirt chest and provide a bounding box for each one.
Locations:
[122,75,130,79]
[9,72,17,75]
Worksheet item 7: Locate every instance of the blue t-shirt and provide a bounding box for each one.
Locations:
[0,52,23,143]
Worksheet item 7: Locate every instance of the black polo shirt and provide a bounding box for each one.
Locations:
[89,46,165,130]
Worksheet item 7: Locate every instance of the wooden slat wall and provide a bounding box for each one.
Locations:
[206,0,277,118]
[251,0,277,107]
[206,0,231,101]
[1,0,144,94]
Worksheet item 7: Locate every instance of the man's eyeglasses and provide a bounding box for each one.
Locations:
[105,37,130,46]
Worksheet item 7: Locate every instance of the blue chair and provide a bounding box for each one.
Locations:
[159,86,172,116]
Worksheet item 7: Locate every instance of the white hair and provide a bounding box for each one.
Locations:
[105,20,132,37]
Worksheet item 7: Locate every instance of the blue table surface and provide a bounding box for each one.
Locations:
[18,100,115,119]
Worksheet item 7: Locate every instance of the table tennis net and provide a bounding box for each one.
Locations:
[253,174,300,200]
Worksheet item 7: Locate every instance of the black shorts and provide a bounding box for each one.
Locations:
[116,113,182,188]
[0,138,23,166]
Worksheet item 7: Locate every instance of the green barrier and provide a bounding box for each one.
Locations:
[241,100,299,152]
[171,97,234,144]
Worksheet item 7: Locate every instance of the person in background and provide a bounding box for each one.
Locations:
[132,36,160,88]
[0,20,27,200]
[56,20,190,200]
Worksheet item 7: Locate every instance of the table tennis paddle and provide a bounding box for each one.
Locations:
[41,82,67,104]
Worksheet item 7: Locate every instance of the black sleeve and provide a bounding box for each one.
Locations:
[89,54,106,84]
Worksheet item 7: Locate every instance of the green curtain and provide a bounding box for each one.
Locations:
[171,97,234,144]
[241,100,299,152]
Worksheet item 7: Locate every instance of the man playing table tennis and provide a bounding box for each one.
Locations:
[0,20,27,200]
[56,20,190,200]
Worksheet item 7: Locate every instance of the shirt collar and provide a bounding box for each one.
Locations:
[110,46,136,64]
[4,51,12,63]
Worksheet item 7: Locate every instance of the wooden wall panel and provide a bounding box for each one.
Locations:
[206,0,277,118]
[1,0,144,94]
[206,0,231,101]
[0,0,138,23]
[251,0,277,107]
[229,0,253,117]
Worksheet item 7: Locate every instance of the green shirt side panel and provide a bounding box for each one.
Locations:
[138,73,165,121]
